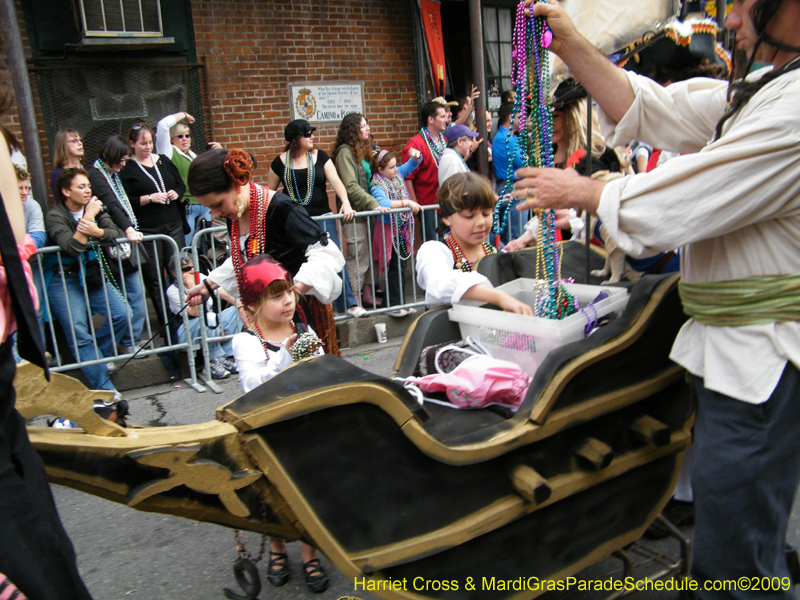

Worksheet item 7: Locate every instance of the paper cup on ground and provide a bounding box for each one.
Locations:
[375,322,388,344]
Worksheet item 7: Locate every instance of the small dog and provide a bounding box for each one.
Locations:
[591,222,644,285]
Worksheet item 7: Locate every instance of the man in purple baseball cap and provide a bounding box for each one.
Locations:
[438,124,481,186]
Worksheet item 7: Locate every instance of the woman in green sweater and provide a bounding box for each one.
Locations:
[332,113,383,307]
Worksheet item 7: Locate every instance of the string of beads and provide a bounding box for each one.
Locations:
[284,151,315,206]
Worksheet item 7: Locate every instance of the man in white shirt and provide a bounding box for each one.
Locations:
[512,0,800,596]
[438,124,479,187]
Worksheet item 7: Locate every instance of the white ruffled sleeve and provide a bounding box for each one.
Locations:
[294,238,345,304]
[208,257,241,299]
[415,241,491,308]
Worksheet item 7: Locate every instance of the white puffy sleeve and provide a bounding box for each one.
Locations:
[208,257,241,299]
[597,70,729,153]
[294,238,345,304]
[155,114,177,159]
[415,241,491,308]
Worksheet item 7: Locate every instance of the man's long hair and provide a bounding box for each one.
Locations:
[713,0,800,140]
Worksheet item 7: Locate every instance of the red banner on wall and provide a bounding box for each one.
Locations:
[420,0,446,96]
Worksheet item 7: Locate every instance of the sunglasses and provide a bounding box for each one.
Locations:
[302,131,314,138]
[175,134,191,139]
[181,266,193,273]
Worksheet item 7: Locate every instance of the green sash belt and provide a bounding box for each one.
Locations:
[679,274,800,327]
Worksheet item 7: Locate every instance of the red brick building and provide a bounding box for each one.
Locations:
[2,0,426,204]
[4,0,517,207]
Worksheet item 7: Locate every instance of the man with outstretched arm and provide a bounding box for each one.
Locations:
[512,1,800,597]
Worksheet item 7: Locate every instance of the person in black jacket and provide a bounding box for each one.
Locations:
[86,135,147,354]
[119,123,186,328]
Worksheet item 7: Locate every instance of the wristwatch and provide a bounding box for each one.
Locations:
[147,194,151,203]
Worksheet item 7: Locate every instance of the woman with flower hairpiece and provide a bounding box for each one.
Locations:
[267,119,365,318]
[184,148,345,356]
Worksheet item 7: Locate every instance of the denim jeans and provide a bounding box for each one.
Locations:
[46,272,129,391]
[321,217,358,312]
[184,204,212,248]
[176,305,239,359]
[95,269,147,349]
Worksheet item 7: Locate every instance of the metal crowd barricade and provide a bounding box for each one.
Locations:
[189,202,530,389]
[36,234,204,392]
[188,225,234,393]
[314,208,429,318]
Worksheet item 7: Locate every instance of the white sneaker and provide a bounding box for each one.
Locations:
[120,343,147,358]
[347,305,367,318]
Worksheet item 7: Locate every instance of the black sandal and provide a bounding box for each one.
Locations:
[266,551,289,586]
[302,558,329,593]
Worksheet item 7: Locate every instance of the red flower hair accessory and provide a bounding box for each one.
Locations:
[223,149,253,188]
[239,254,293,307]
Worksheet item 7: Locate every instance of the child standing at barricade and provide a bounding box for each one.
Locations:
[370,149,422,317]
[416,172,533,314]
[229,254,328,594]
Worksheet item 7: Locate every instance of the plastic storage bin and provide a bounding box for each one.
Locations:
[448,279,629,376]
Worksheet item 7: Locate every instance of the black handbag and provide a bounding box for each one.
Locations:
[181,201,192,235]
[82,256,104,290]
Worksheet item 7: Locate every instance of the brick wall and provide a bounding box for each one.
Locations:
[193,0,420,180]
[3,0,420,195]
[1,0,48,172]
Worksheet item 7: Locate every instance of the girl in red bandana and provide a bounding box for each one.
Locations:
[229,254,328,593]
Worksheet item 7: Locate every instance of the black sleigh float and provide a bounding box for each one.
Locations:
[21,242,693,599]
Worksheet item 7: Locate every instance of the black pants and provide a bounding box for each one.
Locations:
[139,219,184,330]
[384,247,408,308]
[0,340,93,599]
[692,364,800,599]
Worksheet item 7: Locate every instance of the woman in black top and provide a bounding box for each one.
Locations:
[119,123,186,327]
[267,119,364,316]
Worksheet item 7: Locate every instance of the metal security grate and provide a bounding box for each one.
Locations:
[79,0,163,37]
[32,62,212,175]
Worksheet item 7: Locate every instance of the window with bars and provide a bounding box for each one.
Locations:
[482,5,513,114]
[79,0,163,37]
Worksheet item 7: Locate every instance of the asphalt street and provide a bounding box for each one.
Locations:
[44,338,800,600]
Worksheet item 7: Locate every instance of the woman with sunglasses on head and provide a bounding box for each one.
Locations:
[156,111,222,246]
[119,122,186,328]
[85,135,148,354]
[49,129,85,203]
[267,119,364,318]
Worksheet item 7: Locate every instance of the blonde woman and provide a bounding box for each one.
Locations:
[156,110,222,245]
[49,128,84,202]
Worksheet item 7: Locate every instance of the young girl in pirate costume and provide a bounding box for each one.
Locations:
[230,254,328,593]
[415,172,532,314]
[370,149,422,316]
